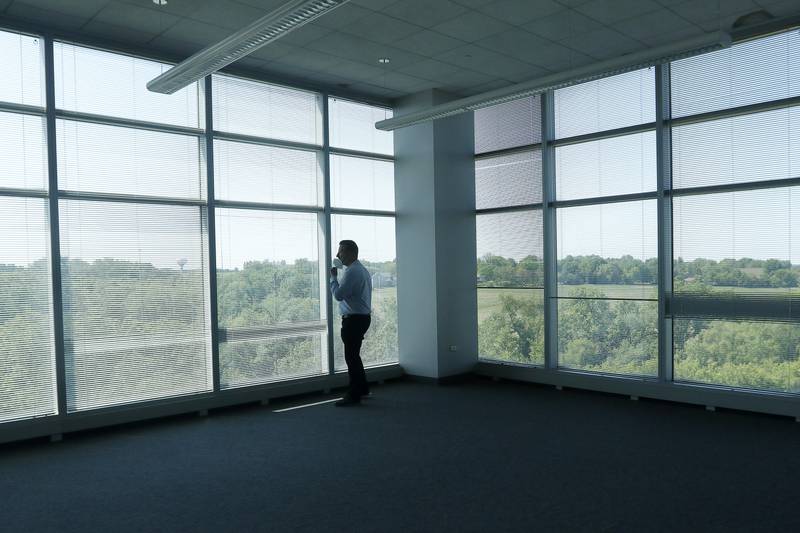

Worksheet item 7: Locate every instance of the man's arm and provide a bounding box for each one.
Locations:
[330,270,354,301]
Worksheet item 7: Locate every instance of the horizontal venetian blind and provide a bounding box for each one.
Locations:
[0,110,47,190]
[329,98,393,156]
[330,154,394,211]
[477,209,544,288]
[0,29,43,107]
[59,200,212,411]
[0,197,56,422]
[474,96,541,154]
[213,74,323,145]
[476,149,542,209]
[54,42,202,128]
[57,119,206,199]
[671,30,800,119]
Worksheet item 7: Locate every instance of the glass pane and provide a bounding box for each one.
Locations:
[555,68,655,139]
[329,98,393,155]
[0,30,43,107]
[673,106,800,190]
[57,119,205,199]
[556,131,656,200]
[673,188,800,306]
[213,74,322,145]
[330,215,397,369]
[477,210,543,288]
[330,154,394,211]
[60,200,212,412]
[214,139,322,206]
[557,200,657,299]
[54,42,202,128]
[216,208,325,388]
[674,318,800,393]
[0,197,56,422]
[474,96,541,154]
[220,334,326,388]
[478,288,544,365]
[0,111,47,190]
[558,298,657,376]
[671,30,800,118]
[476,149,542,209]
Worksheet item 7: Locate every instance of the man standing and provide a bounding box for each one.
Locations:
[330,239,372,406]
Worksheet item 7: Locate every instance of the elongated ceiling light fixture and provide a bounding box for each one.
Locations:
[376,31,732,131]
[148,0,350,94]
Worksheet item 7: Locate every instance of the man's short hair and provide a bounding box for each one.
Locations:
[339,239,359,257]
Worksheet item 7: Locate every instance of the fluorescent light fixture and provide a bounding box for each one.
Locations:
[376,31,732,131]
[148,0,350,94]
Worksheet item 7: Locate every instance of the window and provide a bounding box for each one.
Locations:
[330,154,394,211]
[216,208,326,387]
[0,111,47,191]
[59,200,212,411]
[328,98,393,155]
[474,96,544,365]
[555,68,655,139]
[54,42,202,128]
[330,214,397,369]
[0,29,43,107]
[213,74,322,145]
[214,139,322,206]
[670,29,800,393]
[0,197,56,422]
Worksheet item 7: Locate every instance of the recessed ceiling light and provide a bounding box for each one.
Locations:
[153,0,168,5]
[378,57,390,64]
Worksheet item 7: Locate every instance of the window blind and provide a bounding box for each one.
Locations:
[329,98,393,156]
[555,67,655,139]
[59,200,212,411]
[57,119,206,199]
[477,209,544,288]
[0,29,43,107]
[330,154,395,211]
[555,131,656,201]
[0,197,56,422]
[474,96,541,154]
[0,111,47,191]
[54,42,202,128]
[671,30,800,119]
[214,139,321,206]
[213,74,323,145]
[476,149,542,209]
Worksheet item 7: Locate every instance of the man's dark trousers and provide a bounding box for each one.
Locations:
[341,314,371,398]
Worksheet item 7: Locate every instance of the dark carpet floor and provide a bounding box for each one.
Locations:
[2,377,800,532]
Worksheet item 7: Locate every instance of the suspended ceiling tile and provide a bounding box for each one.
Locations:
[476,0,565,25]
[277,48,343,72]
[5,2,90,31]
[276,23,333,47]
[435,43,545,80]
[341,82,403,99]
[637,26,703,48]
[612,8,698,41]
[396,58,466,80]
[566,26,643,59]
[526,40,594,71]
[476,27,555,61]
[326,58,388,83]
[392,29,466,56]
[340,12,423,44]
[575,0,662,25]
[431,67,495,88]
[187,0,267,31]
[451,0,496,8]
[522,9,603,41]
[11,0,109,19]
[667,0,762,24]
[248,41,299,62]
[382,0,468,28]
[233,0,301,10]
[159,18,231,46]
[80,19,158,45]
[305,31,426,69]
[93,1,180,35]
[350,0,401,9]
[762,0,800,17]
[312,3,373,29]
[430,10,515,42]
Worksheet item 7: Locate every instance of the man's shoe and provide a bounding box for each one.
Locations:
[335,395,360,407]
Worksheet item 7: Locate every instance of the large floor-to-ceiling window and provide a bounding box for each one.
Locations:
[0,27,397,431]
[474,27,800,399]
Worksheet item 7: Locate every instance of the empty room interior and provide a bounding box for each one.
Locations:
[3,0,800,531]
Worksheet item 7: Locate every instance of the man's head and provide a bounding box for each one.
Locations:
[337,240,359,266]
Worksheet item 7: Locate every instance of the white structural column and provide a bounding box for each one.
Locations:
[394,90,478,379]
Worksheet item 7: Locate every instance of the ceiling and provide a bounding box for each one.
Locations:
[1,0,799,103]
